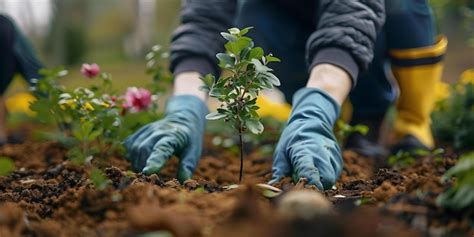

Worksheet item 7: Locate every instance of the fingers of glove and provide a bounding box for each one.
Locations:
[133,132,169,171]
[124,123,155,151]
[126,129,160,169]
[176,117,205,183]
[291,153,324,190]
[142,136,179,175]
[269,149,292,185]
[177,143,202,183]
[308,138,342,189]
[125,129,156,169]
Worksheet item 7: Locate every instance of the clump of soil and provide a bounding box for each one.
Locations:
[0,134,470,236]
[373,181,398,202]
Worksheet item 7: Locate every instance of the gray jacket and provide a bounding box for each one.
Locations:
[170,0,385,82]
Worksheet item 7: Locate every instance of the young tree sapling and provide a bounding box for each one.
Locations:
[201,27,280,182]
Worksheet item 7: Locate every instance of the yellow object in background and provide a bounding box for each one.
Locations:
[460,68,474,85]
[5,92,36,116]
[340,100,353,123]
[390,36,448,148]
[256,95,291,121]
[435,81,450,103]
[434,69,474,109]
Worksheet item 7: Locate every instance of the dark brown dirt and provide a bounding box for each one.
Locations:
[0,135,470,237]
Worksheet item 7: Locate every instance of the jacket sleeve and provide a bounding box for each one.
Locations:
[307,0,385,83]
[170,0,237,77]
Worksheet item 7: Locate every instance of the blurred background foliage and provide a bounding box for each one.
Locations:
[0,0,472,94]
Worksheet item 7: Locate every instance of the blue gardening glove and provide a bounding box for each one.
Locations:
[270,88,343,190]
[124,95,207,182]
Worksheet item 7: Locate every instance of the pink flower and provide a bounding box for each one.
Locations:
[81,63,100,78]
[122,87,152,113]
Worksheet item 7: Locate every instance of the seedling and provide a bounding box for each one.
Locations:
[388,151,417,167]
[201,27,280,182]
[437,152,474,210]
[0,157,15,176]
[89,167,111,190]
[388,148,445,168]
[335,119,369,145]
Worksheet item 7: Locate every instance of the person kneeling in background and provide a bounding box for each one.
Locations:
[0,14,44,146]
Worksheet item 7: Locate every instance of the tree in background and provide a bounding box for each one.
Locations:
[124,0,156,59]
[430,0,474,46]
[45,0,88,65]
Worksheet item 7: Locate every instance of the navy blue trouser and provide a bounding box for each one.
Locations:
[0,14,43,94]
[235,0,436,120]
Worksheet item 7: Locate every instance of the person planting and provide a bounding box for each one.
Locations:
[0,14,44,146]
[125,0,385,189]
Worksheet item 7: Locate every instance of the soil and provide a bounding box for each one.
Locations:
[0,136,471,237]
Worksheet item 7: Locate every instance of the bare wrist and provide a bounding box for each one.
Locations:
[173,72,208,102]
[306,64,352,105]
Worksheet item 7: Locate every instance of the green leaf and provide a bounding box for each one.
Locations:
[200,74,215,88]
[239,26,254,36]
[265,54,281,63]
[225,38,251,56]
[82,122,95,138]
[228,27,240,35]
[206,112,227,121]
[259,79,274,90]
[353,124,369,136]
[432,148,445,156]
[249,47,264,60]
[443,153,474,179]
[199,85,210,92]
[263,73,280,86]
[88,128,103,142]
[90,167,110,190]
[209,87,222,97]
[29,98,55,123]
[216,53,235,68]
[220,32,238,42]
[217,108,229,114]
[245,119,264,134]
[251,59,271,73]
[0,157,15,176]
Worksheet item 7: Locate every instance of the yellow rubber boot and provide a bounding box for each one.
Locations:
[390,36,448,149]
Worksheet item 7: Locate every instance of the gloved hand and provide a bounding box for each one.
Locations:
[124,95,208,182]
[270,88,343,190]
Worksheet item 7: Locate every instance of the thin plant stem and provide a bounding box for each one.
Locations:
[238,125,244,183]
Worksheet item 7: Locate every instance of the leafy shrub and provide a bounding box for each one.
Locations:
[432,69,474,150]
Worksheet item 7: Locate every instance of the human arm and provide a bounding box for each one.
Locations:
[271,0,385,189]
[125,1,238,181]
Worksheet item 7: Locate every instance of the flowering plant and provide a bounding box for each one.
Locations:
[432,69,474,150]
[30,64,159,164]
[122,87,155,113]
[80,63,101,78]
